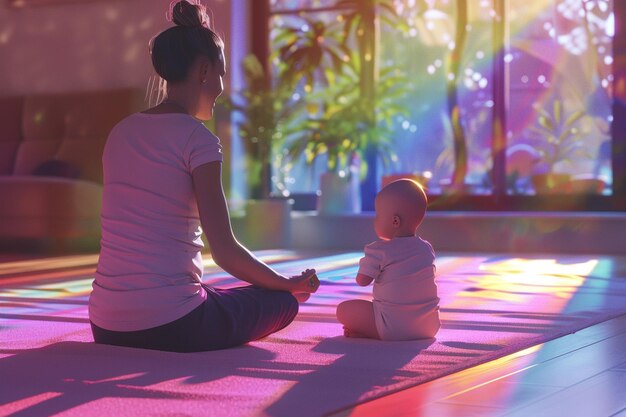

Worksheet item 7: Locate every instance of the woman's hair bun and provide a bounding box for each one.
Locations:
[170,0,207,28]
[152,0,222,83]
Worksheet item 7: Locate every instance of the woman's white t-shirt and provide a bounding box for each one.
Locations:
[89,113,223,331]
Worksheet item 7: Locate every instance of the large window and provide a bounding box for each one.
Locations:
[260,0,625,210]
[505,0,614,196]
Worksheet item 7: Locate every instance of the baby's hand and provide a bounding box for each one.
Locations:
[355,273,374,286]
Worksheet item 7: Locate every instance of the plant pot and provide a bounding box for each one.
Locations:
[288,192,320,211]
[568,175,605,194]
[244,198,293,250]
[317,171,361,215]
[437,179,487,195]
[531,173,571,194]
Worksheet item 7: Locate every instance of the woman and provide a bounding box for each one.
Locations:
[88,0,318,352]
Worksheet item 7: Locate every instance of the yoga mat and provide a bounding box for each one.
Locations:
[1,251,625,417]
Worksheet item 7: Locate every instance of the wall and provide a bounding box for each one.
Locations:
[0,0,232,96]
[0,0,241,197]
[290,211,626,254]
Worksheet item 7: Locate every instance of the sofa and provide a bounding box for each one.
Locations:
[0,88,144,250]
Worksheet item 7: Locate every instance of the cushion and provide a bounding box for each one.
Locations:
[32,159,81,179]
[13,140,61,175]
[55,137,105,183]
[10,89,144,181]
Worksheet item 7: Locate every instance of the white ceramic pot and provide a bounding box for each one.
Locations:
[244,198,293,250]
[317,171,361,214]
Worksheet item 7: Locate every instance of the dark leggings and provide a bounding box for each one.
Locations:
[91,284,299,352]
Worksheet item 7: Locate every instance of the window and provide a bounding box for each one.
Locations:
[260,0,625,210]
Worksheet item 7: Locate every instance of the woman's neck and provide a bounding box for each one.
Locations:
[161,99,189,114]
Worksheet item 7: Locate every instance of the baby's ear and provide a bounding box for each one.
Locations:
[392,215,401,228]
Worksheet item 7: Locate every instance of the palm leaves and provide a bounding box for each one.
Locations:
[282,65,411,173]
[336,0,408,40]
[274,0,410,175]
[274,16,350,90]
[530,99,590,170]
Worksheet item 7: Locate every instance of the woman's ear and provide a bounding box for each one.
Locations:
[198,61,209,84]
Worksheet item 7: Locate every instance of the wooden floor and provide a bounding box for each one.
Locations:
[330,306,626,417]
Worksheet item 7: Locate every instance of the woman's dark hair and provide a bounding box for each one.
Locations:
[150,0,224,83]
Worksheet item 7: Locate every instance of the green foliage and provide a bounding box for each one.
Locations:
[224,1,413,196]
[222,55,303,198]
[336,0,409,38]
[273,0,410,176]
[274,16,349,90]
[529,99,591,171]
[282,65,410,174]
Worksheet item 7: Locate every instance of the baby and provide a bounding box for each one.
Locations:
[336,179,440,340]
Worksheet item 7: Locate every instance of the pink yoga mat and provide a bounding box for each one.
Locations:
[1,251,625,417]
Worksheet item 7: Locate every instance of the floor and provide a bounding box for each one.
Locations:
[329,314,626,417]
[1,250,625,417]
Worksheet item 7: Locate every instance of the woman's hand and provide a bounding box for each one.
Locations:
[289,268,319,294]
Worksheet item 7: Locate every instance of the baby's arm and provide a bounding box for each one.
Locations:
[356,242,381,286]
[355,273,374,286]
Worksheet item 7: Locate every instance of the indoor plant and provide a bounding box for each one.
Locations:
[529,99,591,193]
[224,54,303,248]
[224,54,302,200]
[282,65,410,214]
[273,0,410,212]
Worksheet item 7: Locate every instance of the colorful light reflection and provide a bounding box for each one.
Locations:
[1,251,625,417]
[268,0,614,196]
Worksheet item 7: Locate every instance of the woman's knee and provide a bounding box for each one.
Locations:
[281,291,299,321]
[257,289,299,325]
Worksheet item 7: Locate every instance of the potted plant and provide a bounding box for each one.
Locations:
[272,0,410,212]
[528,99,591,194]
[281,64,410,214]
[224,55,301,199]
[223,55,303,248]
[284,93,367,215]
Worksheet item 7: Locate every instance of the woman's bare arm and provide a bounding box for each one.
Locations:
[192,161,317,293]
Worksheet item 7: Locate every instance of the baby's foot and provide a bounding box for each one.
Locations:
[343,326,367,338]
[294,293,310,303]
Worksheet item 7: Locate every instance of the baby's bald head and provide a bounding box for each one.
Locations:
[375,179,427,236]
